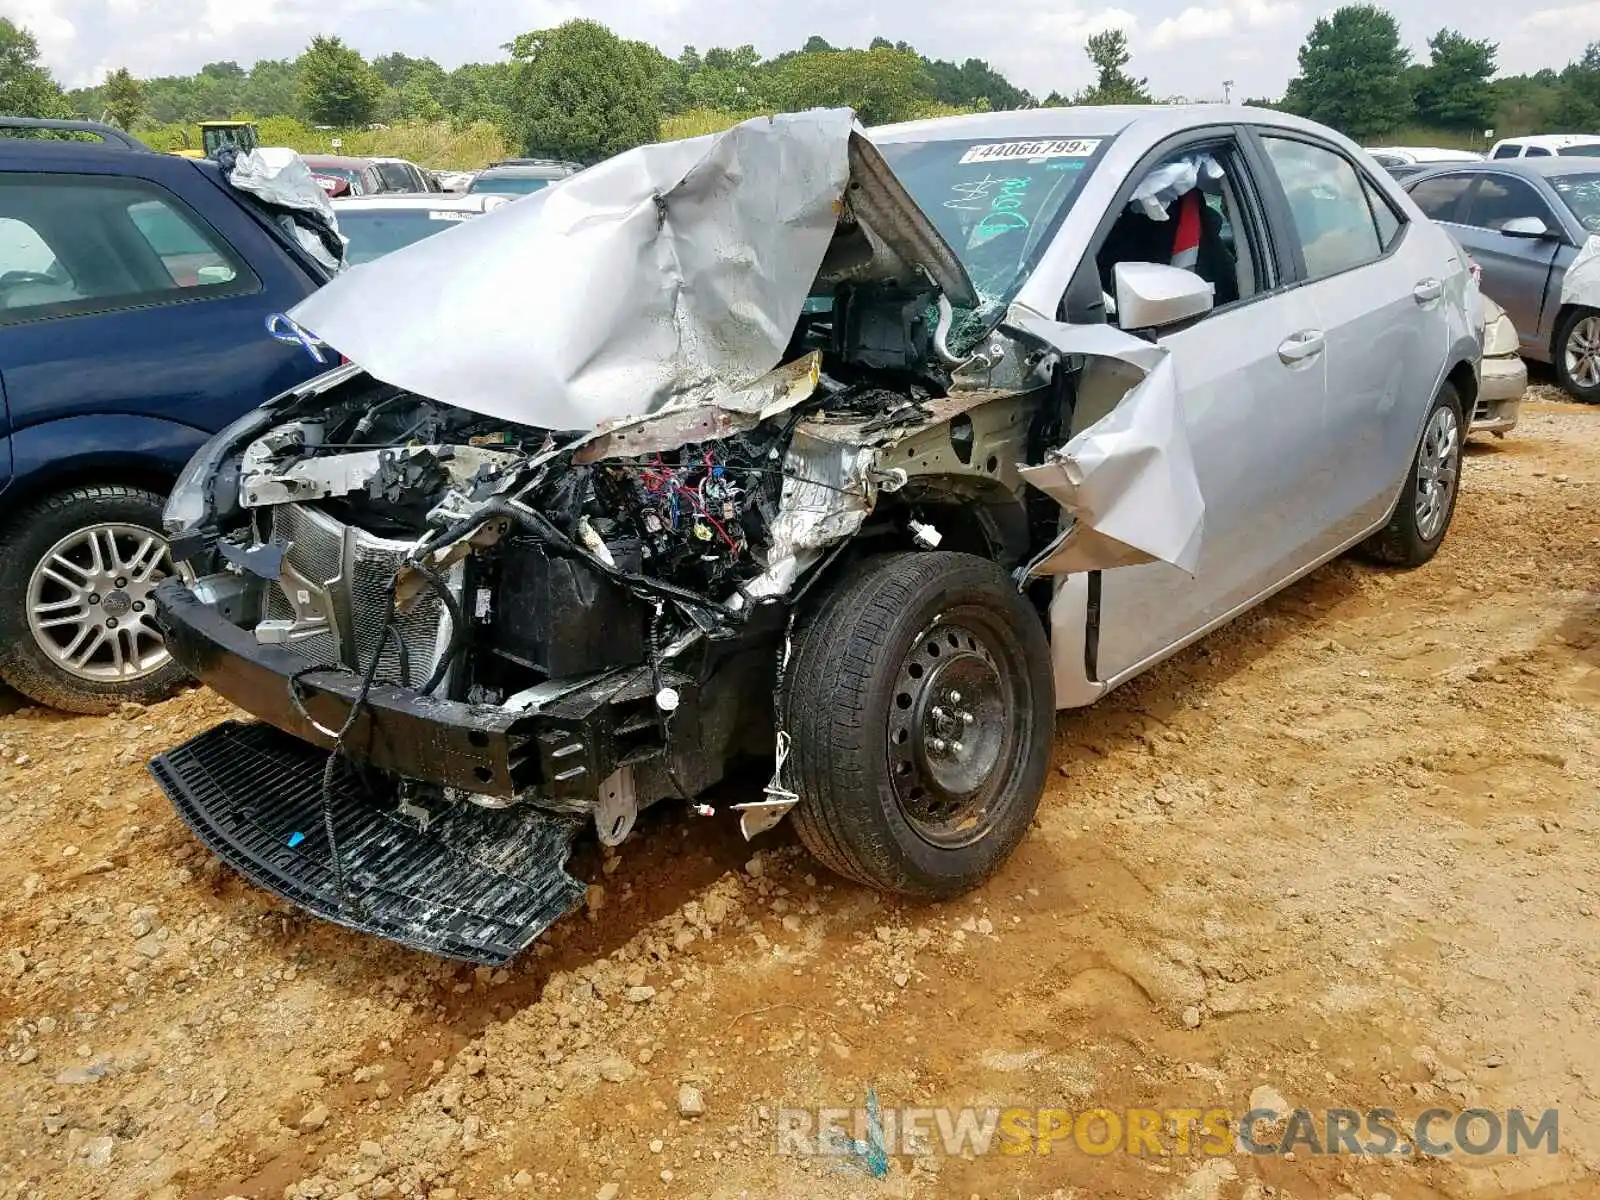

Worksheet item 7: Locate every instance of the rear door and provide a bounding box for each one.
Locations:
[0,162,326,481]
[1255,133,1456,539]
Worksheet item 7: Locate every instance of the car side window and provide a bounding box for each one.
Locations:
[0,174,256,323]
[377,163,412,192]
[1491,145,1520,159]
[1462,175,1555,231]
[1086,137,1271,328]
[126,199,239,287]
[1407,172,1475,223]
[1260,136,1383,280]
[0,215,66,279]
[1526,146,1552,157]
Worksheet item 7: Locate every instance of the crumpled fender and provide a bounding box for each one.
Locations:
[1563,234,1600,310]
[1006,311,1205,577]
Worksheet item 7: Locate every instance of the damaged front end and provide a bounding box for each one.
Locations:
[150,109,1204,962]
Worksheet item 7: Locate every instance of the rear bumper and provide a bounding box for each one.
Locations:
[153,577,524,795]
[1473,354,1525,433]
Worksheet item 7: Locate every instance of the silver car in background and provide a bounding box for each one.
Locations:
[1404,157,1600,400]
[152,106,1478,959]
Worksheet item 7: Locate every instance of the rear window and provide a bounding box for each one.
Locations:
[468,175,551,196]
[875,135,1112,309]
[339,208,479,264]
[1558,143,1600,157]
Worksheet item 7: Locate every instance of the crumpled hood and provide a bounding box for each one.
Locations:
[287,109,975,432]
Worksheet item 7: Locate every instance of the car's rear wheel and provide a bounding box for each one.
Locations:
[1361,383,1463,567]
[1554,306,1600,402]
[783,551,1053,898]
[0,485,187,714]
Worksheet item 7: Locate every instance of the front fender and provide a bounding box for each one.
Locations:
[5,413,210,498]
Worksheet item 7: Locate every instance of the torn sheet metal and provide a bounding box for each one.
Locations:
[1564,235,1600,309]
[1008,312,1205,576]
[744,426,879,601]
[223,147,344,273]
[571,353,822,465]
[287,111,975,433]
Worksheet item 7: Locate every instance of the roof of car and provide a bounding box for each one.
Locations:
[476,161,579,178]
[868,104,1348,146]
[1406,157,1600,182]
[302,154,376,168]
[333,193,506,212]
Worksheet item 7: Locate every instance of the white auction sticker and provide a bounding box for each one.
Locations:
[958,138,1102,165]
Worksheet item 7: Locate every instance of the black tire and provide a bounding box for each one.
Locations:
[1361,383,1464,567]
[0,485,186,714]
[1553,306,1600,403]
[783,551,1054,898]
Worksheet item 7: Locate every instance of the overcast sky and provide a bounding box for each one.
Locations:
[7,0,1593,100]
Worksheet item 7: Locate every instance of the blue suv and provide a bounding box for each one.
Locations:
[0,119,330,712]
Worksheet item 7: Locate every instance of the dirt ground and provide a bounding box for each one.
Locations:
[3,389,1600,1200]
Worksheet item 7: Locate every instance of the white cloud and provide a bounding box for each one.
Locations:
[8,0,76,61]
[1150,0,1296,47]
[1522,2,1600,34]
[1153,6,1234,45]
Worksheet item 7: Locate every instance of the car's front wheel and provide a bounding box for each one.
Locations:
[1361,383,1463,567]
[783,551,1054,898]
[1554,306,1600,402]
[0,485,186,714]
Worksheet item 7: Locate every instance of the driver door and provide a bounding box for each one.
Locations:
[1086,135,1330,681]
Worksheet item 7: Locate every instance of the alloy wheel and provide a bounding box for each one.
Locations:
[1414,404,1460,541]
[1566,314,1600,390]
[25,522,173,683]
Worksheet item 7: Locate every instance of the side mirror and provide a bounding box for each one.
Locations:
[1114,261,1215,330]
[1501,215,1555,239]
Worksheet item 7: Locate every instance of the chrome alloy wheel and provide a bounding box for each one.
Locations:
[1414,404,1460,541]
[24,522,173,682]
[1565,314,1600,390]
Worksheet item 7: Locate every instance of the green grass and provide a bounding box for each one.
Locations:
[1364,126,1493,151]
[135,117,512,170]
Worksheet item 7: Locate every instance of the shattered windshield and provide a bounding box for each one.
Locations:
[1551,173,1600,233]
[876,135,1113,310]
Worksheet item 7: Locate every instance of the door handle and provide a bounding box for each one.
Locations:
[1277,329,1325,365]
[1413,278,1444,304]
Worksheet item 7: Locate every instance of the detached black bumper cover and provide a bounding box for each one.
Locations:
[149,721,587,963]
[153,577,522,795]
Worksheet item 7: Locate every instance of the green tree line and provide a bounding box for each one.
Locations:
[3,9,1600,162]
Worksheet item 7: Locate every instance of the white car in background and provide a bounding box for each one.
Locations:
[332,193,510,265]
[1488,134,1600,159]
[1368,146,1484,168]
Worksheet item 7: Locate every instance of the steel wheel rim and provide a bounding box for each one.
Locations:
[1566,315,1600,389]
[886,616,1020,849]
[25,522,173,683]
[1414,404,1460,541]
